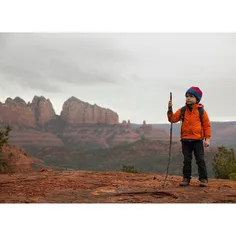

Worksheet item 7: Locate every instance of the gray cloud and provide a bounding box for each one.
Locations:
[0,33,131,91]
[47,58,116,85]
[0,64,62,92]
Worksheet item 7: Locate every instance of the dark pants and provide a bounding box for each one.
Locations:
[181,140,208,181]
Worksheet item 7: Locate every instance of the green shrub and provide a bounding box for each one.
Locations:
[212,146,236,179]
[120,164,139,173]
[0,158,8,172]
[0,125,11,151]
[229,173,236,181]
[140,134,145,140]
[0,125,12,173]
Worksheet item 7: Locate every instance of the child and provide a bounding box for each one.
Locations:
[167,86,211,187]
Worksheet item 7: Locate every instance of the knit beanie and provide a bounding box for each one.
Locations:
[185,86,203,101]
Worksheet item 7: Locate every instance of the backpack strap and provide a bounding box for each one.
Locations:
[198,107,204,125]
[180,106,186,122]
[180,106,204,124]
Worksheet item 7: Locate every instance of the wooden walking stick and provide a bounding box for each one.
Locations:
[162,92,173,188]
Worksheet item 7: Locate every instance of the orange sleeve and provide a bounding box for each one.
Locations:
[202,110,211,139]
[167,108,181,123]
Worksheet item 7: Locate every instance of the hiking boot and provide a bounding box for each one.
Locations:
[199,179,208,187]
[179,178,190,187]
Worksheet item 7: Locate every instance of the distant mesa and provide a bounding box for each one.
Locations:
[0,96,56,127]
[0,95,119,127]
[60,96,119,124]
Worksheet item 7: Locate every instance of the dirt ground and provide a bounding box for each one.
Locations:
[1,170,236,203]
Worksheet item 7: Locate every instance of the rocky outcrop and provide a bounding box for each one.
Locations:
[60,96,119,124]
[0,95,62,149]
[109,132,140,146]
[121,120,131,129]
[0,95,178,150]
[134,121,173,141]
[0,95,119,127]
[138,120,153,133]
[0,97,37,127]
[1,145,32,173]
[0,96,56,128]
[60,124,140,149]
[31,96,56,126]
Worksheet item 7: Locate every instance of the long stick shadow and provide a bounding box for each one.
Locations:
[115,191,178,199]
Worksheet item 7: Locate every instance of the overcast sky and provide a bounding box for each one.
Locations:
[0,33,235,123]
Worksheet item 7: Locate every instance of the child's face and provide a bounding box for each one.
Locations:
[185,93,197,105]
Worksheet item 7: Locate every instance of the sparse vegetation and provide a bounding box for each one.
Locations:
[120,164,139,173]
[26,139,217,176]
[0,125,12,172]
[8,152,14,159]
[0,158,8,172]
[212,146,236,179]
[140,134,145,140]
[229,173,236,181]
[117,141,129,147]
[0,125,11,151]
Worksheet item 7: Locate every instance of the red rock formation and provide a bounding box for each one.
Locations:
[145,128,178,141]
[127,120,131,129]
[137,120,153,134]
[121,120,127,127]
[31,96,56,126]
[109,131,140,146]
[1,145,32,173]
[0,95,179,150]
[0,96,56,128]
[0,97,37,127]
[120,120,132,130]
[59,123,142,149]
[61,96,119,124]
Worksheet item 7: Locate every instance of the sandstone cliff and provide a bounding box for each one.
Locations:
[0,96,175,150]
[0,97,37,127]
[31,96,56,126]
[0,96,56,128]
[60,96,119,124]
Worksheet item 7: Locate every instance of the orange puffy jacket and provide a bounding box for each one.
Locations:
[167,104,211,140]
